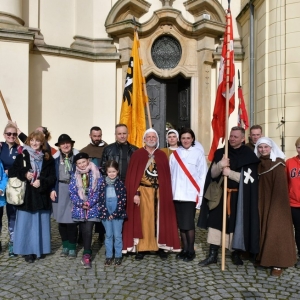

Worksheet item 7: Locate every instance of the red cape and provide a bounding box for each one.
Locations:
[123,148,180,251]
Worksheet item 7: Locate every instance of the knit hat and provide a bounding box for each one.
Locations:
[73,152,89,163]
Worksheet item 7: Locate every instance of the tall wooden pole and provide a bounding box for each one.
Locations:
[221,6,231,271]
[133,19,152,129]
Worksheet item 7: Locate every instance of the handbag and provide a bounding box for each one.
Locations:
[204,177,224,210]
[6,155,26,206]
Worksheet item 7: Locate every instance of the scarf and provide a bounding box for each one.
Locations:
[60,150,73,174]
[23,145,44,181]
[75,161,100,201]
[105,176,117,185]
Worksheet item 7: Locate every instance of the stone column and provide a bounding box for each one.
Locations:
[0,0,24,27]
[196,36,215,155]
[71,0,116,53]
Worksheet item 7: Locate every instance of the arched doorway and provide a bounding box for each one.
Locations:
[146,74,190,147]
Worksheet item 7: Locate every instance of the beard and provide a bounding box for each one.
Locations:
[91,138,101,146]
[145,141,157,148]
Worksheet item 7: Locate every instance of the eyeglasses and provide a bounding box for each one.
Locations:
[5,132,18,137]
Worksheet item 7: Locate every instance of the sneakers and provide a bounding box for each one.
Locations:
[114,258,122,266]
[68,249,77,259]
[104,258,113,266]
[81,254,92,269]
[8,242,16,257]
[60,248,69,257]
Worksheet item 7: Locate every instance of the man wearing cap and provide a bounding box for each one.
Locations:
[51,134,80,258]
[101,124,138,181]
[80,126,108,168]
[122,128,180,260]
[80,126,107,243]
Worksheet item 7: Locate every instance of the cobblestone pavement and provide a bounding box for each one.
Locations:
[0,211,300,300]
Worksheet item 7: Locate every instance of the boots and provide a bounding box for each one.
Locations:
[231,251,243,265]
[199,246,219,266]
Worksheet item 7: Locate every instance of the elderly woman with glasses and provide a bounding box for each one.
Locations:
[0,122,22,256]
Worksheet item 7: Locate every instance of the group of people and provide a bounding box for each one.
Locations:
[198,125,300,277]
[0,121,299,277]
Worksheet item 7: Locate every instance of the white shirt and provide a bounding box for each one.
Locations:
[169,146,207,208]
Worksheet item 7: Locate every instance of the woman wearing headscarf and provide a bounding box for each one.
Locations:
[161,129,179,159]
[285,137,300,268]
[8,130,56,262]
[169,128,207,262]
[51,134,79,258]
[254,137,297,276]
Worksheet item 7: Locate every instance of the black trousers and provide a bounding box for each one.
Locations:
[58,223,78,244]
[291,207,300,257]
[81,221,95,251]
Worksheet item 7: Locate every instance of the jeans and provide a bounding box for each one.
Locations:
[6,203,17,242]
[102,195,123,258]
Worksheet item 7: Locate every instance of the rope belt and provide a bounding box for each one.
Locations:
[226,188,238,216]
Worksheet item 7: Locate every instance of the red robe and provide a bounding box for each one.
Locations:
[123,148,180,251]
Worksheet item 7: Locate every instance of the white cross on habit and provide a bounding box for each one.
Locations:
[244,168,254,184]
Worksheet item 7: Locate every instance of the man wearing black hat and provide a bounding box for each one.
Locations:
[51,134,80,258]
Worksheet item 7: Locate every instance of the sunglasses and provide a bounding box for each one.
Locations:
[5,132,18,137]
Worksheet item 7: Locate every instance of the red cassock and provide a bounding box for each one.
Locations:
[123,148,181,251]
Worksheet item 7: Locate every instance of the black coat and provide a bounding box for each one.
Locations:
[198,144,260,254]
[8,150,56,212]
[100,142,138,180]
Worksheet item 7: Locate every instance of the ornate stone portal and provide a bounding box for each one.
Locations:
[105,0,231,152]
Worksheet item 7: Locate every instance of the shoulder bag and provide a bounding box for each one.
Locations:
[6,155,26,205]
[204,176,224,210]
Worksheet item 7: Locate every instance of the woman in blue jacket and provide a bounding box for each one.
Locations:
[0,161,8,252]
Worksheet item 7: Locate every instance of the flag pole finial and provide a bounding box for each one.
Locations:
[133,17,137,32]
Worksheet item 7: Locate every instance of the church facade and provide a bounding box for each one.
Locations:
[0,0,299,157]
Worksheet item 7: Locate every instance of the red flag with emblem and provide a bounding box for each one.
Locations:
[208,10,235,161]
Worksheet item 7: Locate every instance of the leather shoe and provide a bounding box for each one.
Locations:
[183,252,195,262]
[25,254,35,263]
[158,249,168,260]
[135,252,145,260]
[231,251,243,266]
[271,267,283,277]
[176,250,187,260]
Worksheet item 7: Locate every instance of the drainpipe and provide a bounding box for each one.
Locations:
[249,1,254,126]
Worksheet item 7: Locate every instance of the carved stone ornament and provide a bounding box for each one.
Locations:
[151,35,182,70]
[160,0,175,7]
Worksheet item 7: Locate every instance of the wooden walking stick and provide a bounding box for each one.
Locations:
[0,90,13,121]
[0,90,20,144]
